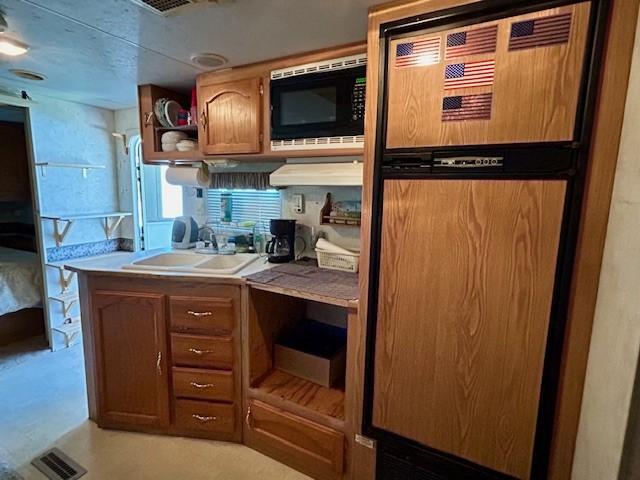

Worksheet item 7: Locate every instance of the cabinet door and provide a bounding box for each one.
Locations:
[199,78,262,155]
[92,290,170,429]
[372,179,566,479]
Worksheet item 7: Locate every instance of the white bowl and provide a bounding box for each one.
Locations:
[161,131,188,144]
[176,143,197,152]
[162,142,178,152]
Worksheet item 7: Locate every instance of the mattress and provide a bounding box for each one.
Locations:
[0,247,43,316]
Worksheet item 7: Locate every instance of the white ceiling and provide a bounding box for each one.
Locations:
[0,0,383,110]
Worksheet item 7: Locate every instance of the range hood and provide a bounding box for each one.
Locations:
[269,162,363,187]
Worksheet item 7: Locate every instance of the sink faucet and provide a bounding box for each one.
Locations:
[198,225,218,252]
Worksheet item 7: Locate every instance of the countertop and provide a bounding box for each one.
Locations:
[63,250,359,307]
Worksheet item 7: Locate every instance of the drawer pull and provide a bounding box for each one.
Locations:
[188,347,215,355]
[192,414,217,422]
[187,310,213,317]
[190,382,215,389]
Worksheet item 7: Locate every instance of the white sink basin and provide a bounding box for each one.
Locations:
[123,251,260,276]
[132,253,204,268]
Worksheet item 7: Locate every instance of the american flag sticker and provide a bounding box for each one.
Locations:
[444,60,495,90]
[442,93,493,122]
[445,25,498,59]
[395,36,441,68]
[509,12,572,51]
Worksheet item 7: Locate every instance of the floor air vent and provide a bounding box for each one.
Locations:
[31,449,86,480]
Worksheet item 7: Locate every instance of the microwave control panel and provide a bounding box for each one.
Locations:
[352,77,367,121]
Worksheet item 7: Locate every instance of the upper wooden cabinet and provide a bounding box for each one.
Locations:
[385,2,591,148]
[91,290,170,429]
[198,78,263,155]
[138,84,201,165]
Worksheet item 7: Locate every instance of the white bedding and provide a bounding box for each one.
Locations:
[0,247,43,316]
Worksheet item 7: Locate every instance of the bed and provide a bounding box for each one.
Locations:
[0,246,44,344]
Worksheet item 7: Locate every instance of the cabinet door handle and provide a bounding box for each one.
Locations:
[193,414,217,422]
[187,310,213,317]
[188,347,215,355]
[156,351,162,376]
[190,382,215,389]
[245,405,253,430]
[200,111,207,128]
[144,111,154,126]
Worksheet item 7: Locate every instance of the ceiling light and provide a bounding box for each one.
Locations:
[10,69,46,81]
[0,37,28,56]
[190,53,227,69]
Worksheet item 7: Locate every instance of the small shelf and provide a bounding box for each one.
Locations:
[319,193,361,228]
[35,162,106,178]
[250,369,345,424]
[46,264,76,293]
[52,316,81,347]
[49,291,79,317]
[155,125,198,132]
[41,212,132,246]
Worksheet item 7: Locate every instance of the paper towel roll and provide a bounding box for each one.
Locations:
[165,166,210,188]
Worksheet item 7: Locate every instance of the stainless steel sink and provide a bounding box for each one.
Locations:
[123,251,260,275]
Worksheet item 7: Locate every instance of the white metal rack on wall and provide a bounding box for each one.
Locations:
[35,162,105,178]
[40,212,133,246]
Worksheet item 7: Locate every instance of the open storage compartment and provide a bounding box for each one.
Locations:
[246,288,349,429]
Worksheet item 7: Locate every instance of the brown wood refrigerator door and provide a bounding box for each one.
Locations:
[386,2,591,148]
[92,290,170,429]
[372,179,567,479]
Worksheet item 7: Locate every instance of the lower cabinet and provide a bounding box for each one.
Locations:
[82,277,242,442]
[245,400,345,480]
[91,290,170,429]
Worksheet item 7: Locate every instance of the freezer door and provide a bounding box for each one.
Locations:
[385,2,591,148]
[372,179,566,479]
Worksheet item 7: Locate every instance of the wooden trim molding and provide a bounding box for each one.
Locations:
[549,1,640,478]
[359,1,640,479]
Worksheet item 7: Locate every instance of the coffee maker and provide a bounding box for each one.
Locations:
[266,219,296,263]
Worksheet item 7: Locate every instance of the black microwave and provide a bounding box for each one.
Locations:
[270,65,366,141]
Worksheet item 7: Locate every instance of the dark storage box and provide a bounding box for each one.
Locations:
[274,320,347,388]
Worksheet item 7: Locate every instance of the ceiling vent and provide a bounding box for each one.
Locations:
[130,0,233,15]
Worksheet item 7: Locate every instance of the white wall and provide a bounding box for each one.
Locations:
[28,95,124,349]
[572,15,640,480]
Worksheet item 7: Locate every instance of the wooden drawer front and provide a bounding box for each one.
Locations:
[169,296,235,335]
[171,334,233,370]
[173,367,234,402]
[174,399,235,434]
[247,400,344,478]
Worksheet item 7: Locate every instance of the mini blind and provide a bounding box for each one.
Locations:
[206,189,282,231]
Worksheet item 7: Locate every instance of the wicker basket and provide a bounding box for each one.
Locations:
[315,249,360,273]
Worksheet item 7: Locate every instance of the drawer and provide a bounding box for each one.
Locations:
[171,333,233,370]
[173,367,234,402]
[169,295,235,335]
[246,400,344,479]
[174,399,235,434]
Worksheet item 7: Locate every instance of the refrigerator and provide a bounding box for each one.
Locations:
[363,1,609,479]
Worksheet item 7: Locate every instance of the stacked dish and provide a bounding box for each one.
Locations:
[154,98,182,128]
[161,131,189,152]
[176,139,198,152]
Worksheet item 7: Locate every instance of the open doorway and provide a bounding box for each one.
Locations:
[0,105,45,348]
[130,135,183,250]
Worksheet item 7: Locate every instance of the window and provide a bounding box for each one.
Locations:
[142,164,183,222]
[206,189,281,231]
